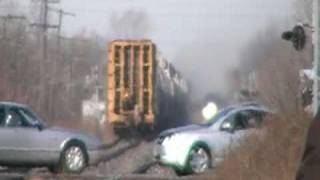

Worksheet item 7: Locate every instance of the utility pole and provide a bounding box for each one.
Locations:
[48,7,75,120]
[54,8,75,43]
[49,7,75,65]
[313,0,320,115]
[31,0,59,116]
[43,0,48,62]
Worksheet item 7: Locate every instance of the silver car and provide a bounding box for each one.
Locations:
[0,102,105,174]
[154,103,270,175]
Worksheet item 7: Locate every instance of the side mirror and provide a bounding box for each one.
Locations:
[221,122,234,133]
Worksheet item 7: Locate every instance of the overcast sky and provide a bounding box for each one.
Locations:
[17,0,296,99]
[57,0,295,53]
[60,0,295,98]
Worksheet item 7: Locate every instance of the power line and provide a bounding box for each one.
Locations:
[50,7,75,120]
[60,7,292,17]
[48,7,75,38]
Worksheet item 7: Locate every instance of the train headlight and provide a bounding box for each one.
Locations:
[202,102,218,121]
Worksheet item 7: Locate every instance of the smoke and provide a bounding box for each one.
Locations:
[172,9,295,103]
[106,9,151,40]
[173,35,239,102]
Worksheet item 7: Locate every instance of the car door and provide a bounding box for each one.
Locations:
[206,113,238,160]
[206,128,233,166]
[0,106,53,165]
[228,109,266,145]
[0,105,13,165]
[219,110,253,150]
[245,109,268,136]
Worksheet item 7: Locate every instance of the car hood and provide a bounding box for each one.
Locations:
[159,124,206,137]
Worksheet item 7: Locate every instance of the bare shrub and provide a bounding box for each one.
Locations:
[212,112,309,180]
[211,24,311,180]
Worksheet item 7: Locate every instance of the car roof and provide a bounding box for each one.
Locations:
[209,104,270,127]
[238,101,261,107]
[236,102,271,111]
[0,101,28,108]
[217,104,271,117]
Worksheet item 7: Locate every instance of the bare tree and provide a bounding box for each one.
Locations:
[0,1,106,124]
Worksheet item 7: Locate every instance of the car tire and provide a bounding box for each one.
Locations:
[58,141,88,174]
[48,166,59,174]
[186,145,211,174]
[175,169,189,176]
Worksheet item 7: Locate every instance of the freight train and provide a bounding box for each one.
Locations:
[107,40,189,134]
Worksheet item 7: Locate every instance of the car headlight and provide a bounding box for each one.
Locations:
[162,135,171,145]
[163,134,187,150]
[159,134,193,164]
[163,133,186,146]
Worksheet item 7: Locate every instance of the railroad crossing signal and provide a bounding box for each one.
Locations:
[282,24,306,51]
[281,0,319,115]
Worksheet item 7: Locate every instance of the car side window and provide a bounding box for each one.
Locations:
[246,110,266,128]
[5,108,28,127]
[220,113,238,132]
[233,111,250,130]
[19,108,38,125]
[0,107,6,126]
[221,110,255,132]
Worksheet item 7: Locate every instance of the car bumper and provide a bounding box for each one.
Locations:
[153,144,187,171]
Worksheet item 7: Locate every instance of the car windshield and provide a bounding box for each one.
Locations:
[202,107,234,126]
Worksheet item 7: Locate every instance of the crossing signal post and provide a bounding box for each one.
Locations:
[313,0,320,115]
[281,0,320,115]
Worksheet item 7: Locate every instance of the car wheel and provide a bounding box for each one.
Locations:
[175,169,189,176]
[48,166,59,174]
[59,142,88,174]
[187,146,211,174]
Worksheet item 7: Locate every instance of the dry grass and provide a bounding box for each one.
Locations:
[208,23,314,180]
[211,111,310,180]
[210,28,312,180]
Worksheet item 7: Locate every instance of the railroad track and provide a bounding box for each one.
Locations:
[100,139,141,162]
[131,161,157,174]
[101,137,123,149]
[0,161,171,180]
